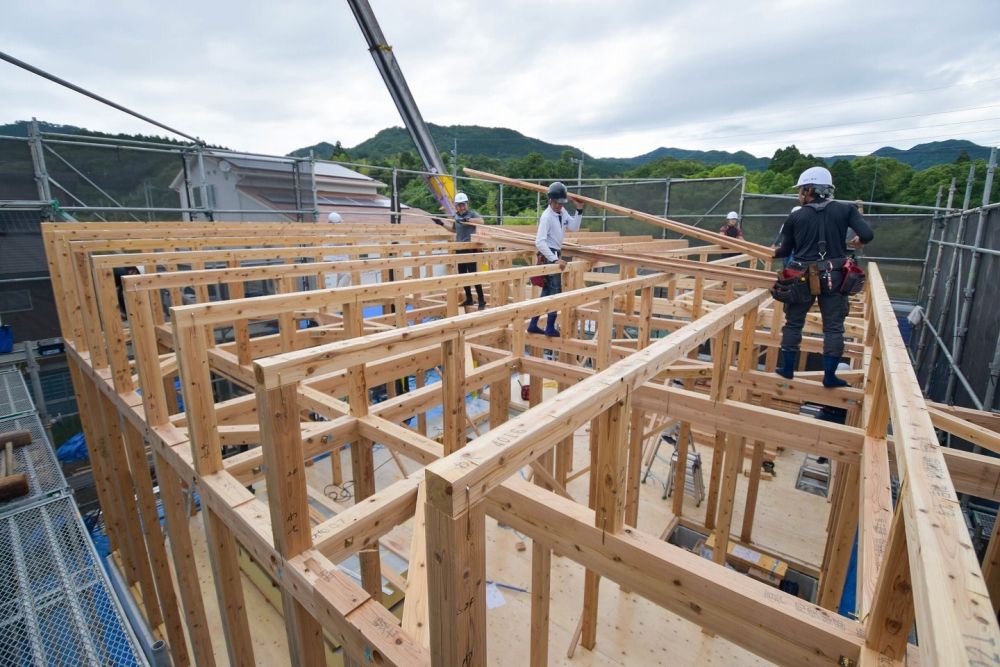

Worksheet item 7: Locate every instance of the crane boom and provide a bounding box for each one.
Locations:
[346,0,456,216]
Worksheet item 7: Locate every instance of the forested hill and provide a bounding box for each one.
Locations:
[290,124,993,176]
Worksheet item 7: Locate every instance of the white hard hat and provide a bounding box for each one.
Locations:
[327,211,343,224]
[454,192,469,204]
[795,166,833,188]
[726,211,739,220]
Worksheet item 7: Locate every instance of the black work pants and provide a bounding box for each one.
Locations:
[780,290,849,358]
[457,249,483,301]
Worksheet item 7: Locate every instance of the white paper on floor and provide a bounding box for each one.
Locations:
[485,581,506,609]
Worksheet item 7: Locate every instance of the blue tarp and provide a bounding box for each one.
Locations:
[57,432,89,463]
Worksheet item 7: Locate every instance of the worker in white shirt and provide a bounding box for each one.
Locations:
[527,181,584,336]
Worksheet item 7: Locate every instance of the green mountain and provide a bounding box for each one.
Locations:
[628,146,770,171]
[826,140,992,170]
[293,125,994,175]
[350,124,578,162]
[872,140,992,170]
[290,125,773,175]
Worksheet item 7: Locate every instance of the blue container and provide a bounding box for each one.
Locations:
[0,325,12,353]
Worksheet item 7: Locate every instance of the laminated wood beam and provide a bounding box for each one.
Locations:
[464,168,773,259]
[488,479,864,666]
[868,265,1000,664]
[425,289,768,517]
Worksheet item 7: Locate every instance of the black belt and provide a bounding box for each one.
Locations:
[788,257,847,270]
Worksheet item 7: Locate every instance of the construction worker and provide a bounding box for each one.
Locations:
[773,167,874,387]
[719,211,744,239]
[527,181,584,336]
[436,192,487,309]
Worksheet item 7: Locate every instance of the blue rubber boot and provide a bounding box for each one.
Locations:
[822,355,848,388]
[527,316,545,335]
[776,348,798,380]
[543,312,560,337]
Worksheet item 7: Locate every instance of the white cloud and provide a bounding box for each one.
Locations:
[1,0,998,158]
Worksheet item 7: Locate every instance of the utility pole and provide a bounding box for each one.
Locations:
[452,137,458,185]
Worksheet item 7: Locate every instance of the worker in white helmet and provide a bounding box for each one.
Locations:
[323,211,352,288]
[718,211,744,239]
[434,192,487,309]
[773,166,874,387]
[718,210,744,259]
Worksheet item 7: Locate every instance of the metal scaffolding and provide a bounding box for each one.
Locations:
[0,367,147,666]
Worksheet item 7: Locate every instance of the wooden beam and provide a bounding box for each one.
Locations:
[868,265,1000,664]
[488,479,864,666]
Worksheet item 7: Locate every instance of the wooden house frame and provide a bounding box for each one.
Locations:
[42,202,1000,666]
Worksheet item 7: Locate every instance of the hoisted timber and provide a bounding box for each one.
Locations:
[43,212,1000,667]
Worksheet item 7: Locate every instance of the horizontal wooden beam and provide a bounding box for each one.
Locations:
[425,289,768,517]
[487,478,863,666]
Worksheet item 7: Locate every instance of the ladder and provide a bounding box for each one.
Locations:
[795,454,831,497]
[644,424,704,507]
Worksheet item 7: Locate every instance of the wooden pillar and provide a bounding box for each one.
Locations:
[664,415,688,517]
[489,375,510,429]
[711,309,757,563]
[442,332,467,455]
[580,296,619,650]
[94,392,163,629]
[118,419,189,666]
[173,319,255,667]
[124,288,169,426]
[530,433,554,667]
[415,369,428,436]
[818,461,861,611]
[426,492,487,667]
[257,383,326,667]
[344,301,383,602]
[154,453,217,666]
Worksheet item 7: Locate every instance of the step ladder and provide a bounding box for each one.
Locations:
[644,424,704,507]
[795,454,831,497]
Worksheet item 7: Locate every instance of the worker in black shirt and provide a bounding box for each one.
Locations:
[773,167,874,387]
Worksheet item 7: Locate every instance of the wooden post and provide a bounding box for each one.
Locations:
[173,319,256,666]
[581,296,615,650]
[154,452,217,666]
[257,383,326,667]
[94,392,164,629]
[442,332,467,455]
[426,491,487,667]
[118,419,189,666]
[343,301,383,602]
[818,461,861,611]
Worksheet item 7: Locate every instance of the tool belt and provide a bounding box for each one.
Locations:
[771,257,865,303]
[531,249,560,287]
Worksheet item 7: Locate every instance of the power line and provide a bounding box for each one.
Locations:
[0,50,203,145]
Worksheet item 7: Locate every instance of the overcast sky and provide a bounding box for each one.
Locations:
[2,0,999,160]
